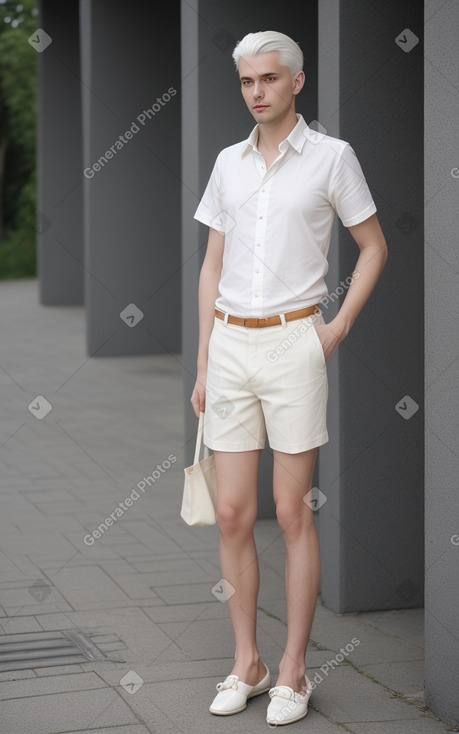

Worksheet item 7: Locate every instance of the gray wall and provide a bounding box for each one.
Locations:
[317,0,424,613]
[424,0,459,726]
[37,0,83,305]
[79,0,181,356]
[181,0,318,517]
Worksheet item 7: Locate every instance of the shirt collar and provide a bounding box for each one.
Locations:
[241,113,311,157]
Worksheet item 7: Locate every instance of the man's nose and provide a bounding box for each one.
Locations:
[252,82,263,98]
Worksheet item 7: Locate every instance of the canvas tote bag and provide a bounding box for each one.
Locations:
[180,411,217,526]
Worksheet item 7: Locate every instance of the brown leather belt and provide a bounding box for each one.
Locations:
[214,304,320,328]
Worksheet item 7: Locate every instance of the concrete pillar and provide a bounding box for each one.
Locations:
[37,0,83,305]
[317,0,424,611]
[181,0,318,518]
[424,1,459,726]
[80,0,181,356]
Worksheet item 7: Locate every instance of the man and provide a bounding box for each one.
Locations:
[190,30,388,726]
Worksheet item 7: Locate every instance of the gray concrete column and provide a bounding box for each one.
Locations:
[181,0,318,517]
[424,1,459,726]
[317,0,424,612]
[37,0,83,305]
[80,0,181,356]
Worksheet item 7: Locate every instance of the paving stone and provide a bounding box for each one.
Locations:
[0,615,43,635]
[350,717,454,733]
[150,580,211,604]
[0,669,38,682]
[0,671,105,700]
[0,688,138,734]
[34,664,85,676]
[141,600,228,624]
[34,613,87,631]
[67,727,152,734]
[307,665,421,723]
[361,659,425,696]
[128,556,218,577]
[359,607,425,648]
[41,565,141,608]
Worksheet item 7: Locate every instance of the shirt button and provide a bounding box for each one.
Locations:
[255,269,259,273]
[256,243,261,247]
[259,215,263,219]
[254,293,259,297]
[261,188,265,192]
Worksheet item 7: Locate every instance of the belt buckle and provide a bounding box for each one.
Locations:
[243,317,260,327]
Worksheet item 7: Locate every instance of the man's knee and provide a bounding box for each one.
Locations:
[275,498,312,535]
[276,500,299,530]
[217,501,257,534]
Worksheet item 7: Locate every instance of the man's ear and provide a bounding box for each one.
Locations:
[293,70,305,95]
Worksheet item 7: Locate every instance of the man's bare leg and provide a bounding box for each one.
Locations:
[213,448,267,686]
[272,446,320,693]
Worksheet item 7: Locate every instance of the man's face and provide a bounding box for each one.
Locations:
[238,50,303,125]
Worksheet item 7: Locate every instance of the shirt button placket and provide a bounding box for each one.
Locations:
[251,172,272,316]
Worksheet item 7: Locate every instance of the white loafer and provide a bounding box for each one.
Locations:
[209,663,271,715]
[266,674,313,726]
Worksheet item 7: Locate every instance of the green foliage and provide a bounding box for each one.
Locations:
[0,0,38,279]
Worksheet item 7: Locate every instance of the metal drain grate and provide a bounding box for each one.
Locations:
[0,629,125,672]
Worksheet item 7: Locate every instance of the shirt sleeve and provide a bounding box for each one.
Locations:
[193,152,227,233]
[328,143,377,227]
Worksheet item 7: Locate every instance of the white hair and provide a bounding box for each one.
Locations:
[232,31,304,78]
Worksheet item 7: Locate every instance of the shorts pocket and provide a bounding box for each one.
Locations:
[310,323,326,367]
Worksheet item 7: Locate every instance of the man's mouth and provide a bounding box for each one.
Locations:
[254,105,269,110]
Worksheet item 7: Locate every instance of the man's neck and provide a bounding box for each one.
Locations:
[256,110,299,151]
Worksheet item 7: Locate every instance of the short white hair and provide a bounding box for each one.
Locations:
[232,31,303,78]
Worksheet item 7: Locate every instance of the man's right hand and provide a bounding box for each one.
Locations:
[190,370,207,417]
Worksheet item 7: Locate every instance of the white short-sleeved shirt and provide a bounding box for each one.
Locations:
[193,113,377,318]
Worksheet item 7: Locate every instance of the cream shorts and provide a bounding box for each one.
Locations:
[204,311,329,453]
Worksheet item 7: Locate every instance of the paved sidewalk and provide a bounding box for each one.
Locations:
[0,279,453,734]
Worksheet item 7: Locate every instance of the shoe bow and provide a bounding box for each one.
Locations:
[216,674,239,692]
[268,684,307,701]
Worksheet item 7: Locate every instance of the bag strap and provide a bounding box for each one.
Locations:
[194,412,210,463]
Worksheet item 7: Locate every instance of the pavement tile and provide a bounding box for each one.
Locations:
[361,659,425,696]
[0,671,106,700]
[129,556,218,577]
[359,608,425,648]
[350,718,454,733]
[141,600,228,623]
[66,728,152,734]
[34,664,85,676]
[307,665,420,723]
[0,615,43,635]
[0,670,38,682]
[0,689,137,734]
[151,582,223,606]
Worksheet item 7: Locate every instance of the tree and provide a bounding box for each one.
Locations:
[0,0,38,278]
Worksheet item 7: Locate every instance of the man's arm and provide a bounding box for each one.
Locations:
[190,227,225,417]
[316,212,388,361]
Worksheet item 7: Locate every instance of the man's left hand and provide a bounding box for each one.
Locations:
[314,321,348,363]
